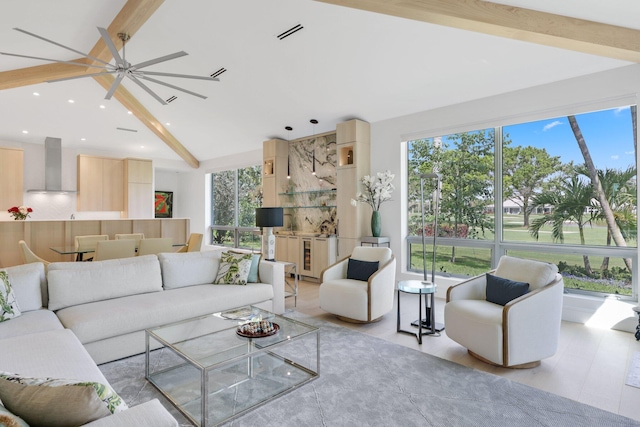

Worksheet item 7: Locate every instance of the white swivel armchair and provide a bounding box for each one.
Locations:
[444,255,564,368]
[320,247,396,323]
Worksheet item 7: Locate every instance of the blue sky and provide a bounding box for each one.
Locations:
[504,106,636,171]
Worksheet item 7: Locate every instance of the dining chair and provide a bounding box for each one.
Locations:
[137,238,173,256]
[74,235,108,261]
[94,239,137,261]
[115,233,145,249]
[18,240,51,269]
[176,233,203,253]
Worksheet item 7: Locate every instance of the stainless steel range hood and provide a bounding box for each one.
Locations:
[27,137,76,193]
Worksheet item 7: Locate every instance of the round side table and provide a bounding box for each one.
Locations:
[396,280,442,344]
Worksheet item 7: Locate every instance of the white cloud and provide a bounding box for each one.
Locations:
[615,106,630,115]
[625,151,635,155]
[543,120,563,131]
[611,155,620,160]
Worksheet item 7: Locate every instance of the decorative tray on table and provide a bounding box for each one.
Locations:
[236,320,280,338]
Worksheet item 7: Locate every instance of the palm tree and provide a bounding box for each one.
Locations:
[568,115,632,272]
[581,166,637,271]
[529,175,598,274]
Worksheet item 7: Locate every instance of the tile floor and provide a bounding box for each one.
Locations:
[289,279,640,422]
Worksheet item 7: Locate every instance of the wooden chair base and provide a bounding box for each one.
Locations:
[336,315,383,324]
[468,350,541,369]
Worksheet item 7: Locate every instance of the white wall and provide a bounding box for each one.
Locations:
[369,63,640,330]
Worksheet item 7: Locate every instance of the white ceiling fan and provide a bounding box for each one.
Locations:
[1,27,218,105]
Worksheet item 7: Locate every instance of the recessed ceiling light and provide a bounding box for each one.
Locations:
[127,111,133,115]
[81,138,86,141]
[22,130,28,134]
[165,122,170,126]
[68,99,74,103]
[33,92,39,96]
[99,105,106,109]
[140,145,144,149]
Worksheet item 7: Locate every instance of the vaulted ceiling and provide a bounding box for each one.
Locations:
[0,0,638,170]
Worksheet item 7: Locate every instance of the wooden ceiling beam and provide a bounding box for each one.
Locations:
[315,0,640,63]
[87,0,165,65]
[0,0,201,168]
[93,74,199,168]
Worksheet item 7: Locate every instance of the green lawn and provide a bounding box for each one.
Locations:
[409,214,634,296]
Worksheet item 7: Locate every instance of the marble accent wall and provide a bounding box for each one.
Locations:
[282,133,337,234]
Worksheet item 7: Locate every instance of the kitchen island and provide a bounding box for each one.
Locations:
[0,218,189,267]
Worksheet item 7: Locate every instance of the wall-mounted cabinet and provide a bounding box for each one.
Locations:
[0,147,24,210]
[77,155,124,212]
[262,139,288,207]
[124,158,153,218]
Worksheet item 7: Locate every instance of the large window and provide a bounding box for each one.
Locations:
[407,106,637,298]
[211,165,262,250]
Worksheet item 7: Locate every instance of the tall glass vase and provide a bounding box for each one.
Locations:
[371,210,381,237]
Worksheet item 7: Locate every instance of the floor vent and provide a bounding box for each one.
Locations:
[166,95,178,103]
[210,68,227,79]
[277,24,303,40]
[116,127,138,133]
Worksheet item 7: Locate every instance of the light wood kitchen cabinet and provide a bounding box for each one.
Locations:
[262,139,288,207]
[275,235,288,262]
[0,147,24,210]
[313,236,336,279]
[286,236,299,265]
[77,155,124,212]
[124,158,153,218]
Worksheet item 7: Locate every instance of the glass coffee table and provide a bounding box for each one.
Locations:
[146,306,319,427]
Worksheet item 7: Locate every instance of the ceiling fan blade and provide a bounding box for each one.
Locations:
[0,52,112,69]
[138,75,207,99]
[127,75,168,105]
[138,71,219,81]
[132,51,188,70]
[47,71,116,83]
[13,28,112,67]
[104,74,125,100]
[97,27,124,66]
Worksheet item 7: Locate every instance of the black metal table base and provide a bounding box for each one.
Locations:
[397,289,441,344]
[410,318,445,332]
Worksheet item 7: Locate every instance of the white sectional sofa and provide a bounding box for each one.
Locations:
[0,250,285,426]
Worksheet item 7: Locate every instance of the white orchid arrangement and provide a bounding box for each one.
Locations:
[351,170,395,211]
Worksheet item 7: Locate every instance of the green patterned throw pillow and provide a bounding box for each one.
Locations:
[215,251,253,285]
[0,371,128,427]
[0,270,21,322]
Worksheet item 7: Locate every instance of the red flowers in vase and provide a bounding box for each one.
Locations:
[8,206,32,220]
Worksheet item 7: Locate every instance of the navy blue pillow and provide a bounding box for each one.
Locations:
[485,273,529,306]
[347,259,379,281]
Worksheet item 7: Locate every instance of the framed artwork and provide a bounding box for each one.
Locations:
[155,191,173,218]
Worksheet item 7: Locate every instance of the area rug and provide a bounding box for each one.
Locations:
[100,313,640,427]
[626,352,640,388]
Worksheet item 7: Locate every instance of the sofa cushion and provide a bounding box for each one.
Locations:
[0,402,29,427]
[0,371,127,427]
[47,255,163,311]
[158,251,221,289]
[215,252,252,285]
[0,271,21,322]
[56,283,275,344]
[485,273,529,306]
[495,256,558,290]
[0,309,63,340]
[346,259,379,281]
[2,262,46,312]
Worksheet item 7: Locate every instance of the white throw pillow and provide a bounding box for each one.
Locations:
[0,271,21,322]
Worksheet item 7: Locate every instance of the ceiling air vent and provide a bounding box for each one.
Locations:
[210,68,227,79]
[277,24,303,40]
[166,95,178,104]
[116,127,138,133]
